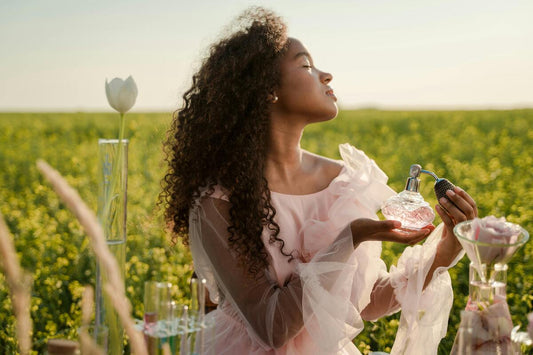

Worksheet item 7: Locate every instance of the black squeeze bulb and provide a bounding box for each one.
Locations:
[434,178,460,210]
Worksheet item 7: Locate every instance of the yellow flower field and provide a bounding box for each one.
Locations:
[0,110,531,354]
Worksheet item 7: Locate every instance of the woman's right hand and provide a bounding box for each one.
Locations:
[350,218,431,247]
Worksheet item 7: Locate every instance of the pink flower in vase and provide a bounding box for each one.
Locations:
[473,216,520,243]
[470,216,521,265]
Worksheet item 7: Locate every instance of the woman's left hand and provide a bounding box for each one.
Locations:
[435,185,478,263]
[422,185,477,288]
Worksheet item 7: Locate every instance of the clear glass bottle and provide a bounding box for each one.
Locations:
[381,164,435,230]
[450,311,474,355]
[96,138,128,355]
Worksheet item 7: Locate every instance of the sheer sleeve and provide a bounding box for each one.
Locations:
[188,195,357,350]
[330,224,463,355]
[388,223,465,354]
[359,225,453,323]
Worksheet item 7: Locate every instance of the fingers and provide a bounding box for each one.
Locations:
[436,204,454,229]
[352,218,428,244]
[448,189,475,219]
[357,218,401,234]
[397,229,431,245]
[376,219,402,231]
[454,186,478,217]
[351,218,401,243]
[422,224,436,232]
[407,228,431,245]
[439,196,465,223]
[438,186,477,223]
[406,231,431,245]
[375,228,430,245]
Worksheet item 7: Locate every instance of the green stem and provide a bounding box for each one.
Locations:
[118,113,125,144]
[101,113,127,237]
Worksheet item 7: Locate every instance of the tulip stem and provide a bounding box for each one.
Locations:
[101,113,127,222]
[118,113,126,144]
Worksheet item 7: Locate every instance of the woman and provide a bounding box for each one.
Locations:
[161,7,476,354]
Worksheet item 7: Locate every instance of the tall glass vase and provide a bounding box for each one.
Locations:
[451,220,529,355]
[96,139,128,355]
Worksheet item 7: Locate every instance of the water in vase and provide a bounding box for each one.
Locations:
[95,239,126,354]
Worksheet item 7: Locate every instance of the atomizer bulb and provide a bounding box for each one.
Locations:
[434,178,460,210]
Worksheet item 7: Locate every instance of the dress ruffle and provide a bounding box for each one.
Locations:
[390,223,465,354]
[339,143,396,213]
[300,144,396,259]
[293,144,394,353]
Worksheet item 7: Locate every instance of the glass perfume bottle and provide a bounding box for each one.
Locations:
[381,164,435,230]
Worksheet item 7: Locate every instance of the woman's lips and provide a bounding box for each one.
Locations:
[326,89,337,101]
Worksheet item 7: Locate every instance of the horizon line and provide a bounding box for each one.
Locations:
[1,103,532,113]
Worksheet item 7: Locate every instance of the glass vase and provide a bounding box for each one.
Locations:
[96,138,128,354]
[451,220,529,355]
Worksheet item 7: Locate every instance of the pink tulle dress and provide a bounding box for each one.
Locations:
[189,144,464,354]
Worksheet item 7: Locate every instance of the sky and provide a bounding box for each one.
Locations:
[1,0,532,111]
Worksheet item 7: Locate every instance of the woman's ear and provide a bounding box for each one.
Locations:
[268,93,278,103]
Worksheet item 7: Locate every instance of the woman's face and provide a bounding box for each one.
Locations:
[274,38,337,123]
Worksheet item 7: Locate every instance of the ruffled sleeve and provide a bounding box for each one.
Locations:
[389,223,465,354]
[338,143,397,212]
[297,237,388,354]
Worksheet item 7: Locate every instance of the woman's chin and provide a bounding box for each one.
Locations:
[326,104,339,120]
[309,109,338,124]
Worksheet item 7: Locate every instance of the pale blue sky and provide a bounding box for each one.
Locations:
[1,0,532,111]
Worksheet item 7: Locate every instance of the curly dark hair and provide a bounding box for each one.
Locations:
[160,7,292,277]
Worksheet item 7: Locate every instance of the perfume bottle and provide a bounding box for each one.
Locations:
[381,164,435,230]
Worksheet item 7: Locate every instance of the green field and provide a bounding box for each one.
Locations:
[1,110,532,354]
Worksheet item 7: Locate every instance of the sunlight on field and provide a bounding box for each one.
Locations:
[0,110,532,354]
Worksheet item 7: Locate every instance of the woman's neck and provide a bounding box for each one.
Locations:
[265,124,306,186]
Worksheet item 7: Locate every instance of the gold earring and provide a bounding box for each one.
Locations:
[272,96,278,103]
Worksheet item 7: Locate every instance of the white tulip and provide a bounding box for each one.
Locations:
[105,76,138,114]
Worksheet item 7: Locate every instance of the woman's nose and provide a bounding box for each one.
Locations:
[320,70,332,84]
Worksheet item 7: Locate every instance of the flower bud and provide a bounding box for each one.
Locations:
[105,76,138,114]
[472,216,520,244]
